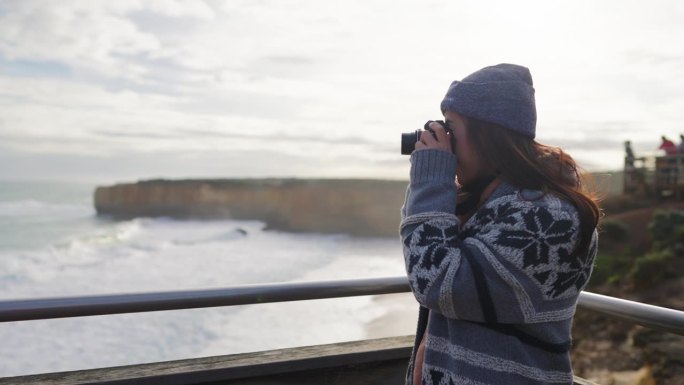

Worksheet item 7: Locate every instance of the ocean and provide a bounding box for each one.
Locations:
[0,180,415,377]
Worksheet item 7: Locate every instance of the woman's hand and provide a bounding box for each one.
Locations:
[414,121,453,153]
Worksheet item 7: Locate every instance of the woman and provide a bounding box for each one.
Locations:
[401,63,600,385]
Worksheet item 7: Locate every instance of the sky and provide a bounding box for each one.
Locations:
[1,0,683,183]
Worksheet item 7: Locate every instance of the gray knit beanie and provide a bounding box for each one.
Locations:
[440,63,537,138]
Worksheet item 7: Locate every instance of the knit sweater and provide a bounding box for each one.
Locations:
[400,149,598,385]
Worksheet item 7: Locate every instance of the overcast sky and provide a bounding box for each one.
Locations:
[1,0,683,183]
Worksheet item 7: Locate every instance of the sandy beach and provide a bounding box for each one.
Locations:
[365,293,419,339]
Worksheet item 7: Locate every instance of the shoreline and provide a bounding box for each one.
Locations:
[365,293,418,339]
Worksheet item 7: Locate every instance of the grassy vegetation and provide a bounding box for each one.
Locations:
[590,209,684,290]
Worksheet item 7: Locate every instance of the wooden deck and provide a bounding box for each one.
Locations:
[0,336,599,385]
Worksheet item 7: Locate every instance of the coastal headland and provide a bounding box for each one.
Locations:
[93,172,625,238]
[94,178,409,237]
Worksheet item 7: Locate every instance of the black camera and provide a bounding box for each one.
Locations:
[401,120,452,155]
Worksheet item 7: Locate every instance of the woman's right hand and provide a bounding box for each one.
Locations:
[414,121,453,154]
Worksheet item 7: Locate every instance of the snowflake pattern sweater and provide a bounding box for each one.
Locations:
[401,149,598,385]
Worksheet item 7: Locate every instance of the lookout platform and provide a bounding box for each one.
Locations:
[0,336,599,385]
[1,277,681,384]
[623,154,684,199]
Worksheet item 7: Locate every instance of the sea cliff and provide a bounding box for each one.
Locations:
[94,178,409,237]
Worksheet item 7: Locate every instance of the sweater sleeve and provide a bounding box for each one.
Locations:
[400,150,594,324]
[401,149,458,219]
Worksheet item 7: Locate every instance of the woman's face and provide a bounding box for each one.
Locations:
[444,111,488,186]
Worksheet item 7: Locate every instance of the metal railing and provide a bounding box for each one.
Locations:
[1,276,683,336]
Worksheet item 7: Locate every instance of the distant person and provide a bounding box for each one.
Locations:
[659,135,679,185]
[623,140,644,194]
[679,134,684,154]
[400,64,599,385]
[659,135,678,156]
[625,140,635,168]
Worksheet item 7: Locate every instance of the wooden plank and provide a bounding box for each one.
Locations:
[0,336,414,385]
[0,335,601,385]
[206,359,410,385]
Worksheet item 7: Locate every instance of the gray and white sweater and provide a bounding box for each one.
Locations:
[401,149,598,385]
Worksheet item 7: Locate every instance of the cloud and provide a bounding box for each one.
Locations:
[171,90,309,120]
[0,0,226,89]
[1,0,684,180]
[0,1,159,80]
[0,143,409,183]
[91,130,178,139]
[174,127,384,148]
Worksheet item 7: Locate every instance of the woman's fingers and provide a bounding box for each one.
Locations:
[419,130,434,145]
[418,122,452,152]
[428,121,450,143]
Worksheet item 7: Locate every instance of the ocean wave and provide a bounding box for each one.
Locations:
[0,219,405,376]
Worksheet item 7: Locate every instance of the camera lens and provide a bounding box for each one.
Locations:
[401,130,421,155]
[401,121,453,155]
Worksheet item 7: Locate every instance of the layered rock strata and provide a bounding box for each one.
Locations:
[94,179,409,237]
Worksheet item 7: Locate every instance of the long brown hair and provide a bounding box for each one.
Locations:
[465,118,601,254]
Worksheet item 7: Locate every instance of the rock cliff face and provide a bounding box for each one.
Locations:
[94,178,409,237]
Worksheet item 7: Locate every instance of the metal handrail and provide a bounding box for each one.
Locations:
[577,291,684,335]
[0,277,410,322]
[1,276,683,336]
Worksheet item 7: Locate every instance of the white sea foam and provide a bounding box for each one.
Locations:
[0,215,408,376]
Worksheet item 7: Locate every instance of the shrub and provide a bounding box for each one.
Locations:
[589,252,634,287]
[628,250,681,290]
[600,219,630,242]
[648,210,684,252]
[592,209,684,289]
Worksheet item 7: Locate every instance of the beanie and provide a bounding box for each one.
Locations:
[440,63,537,138]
